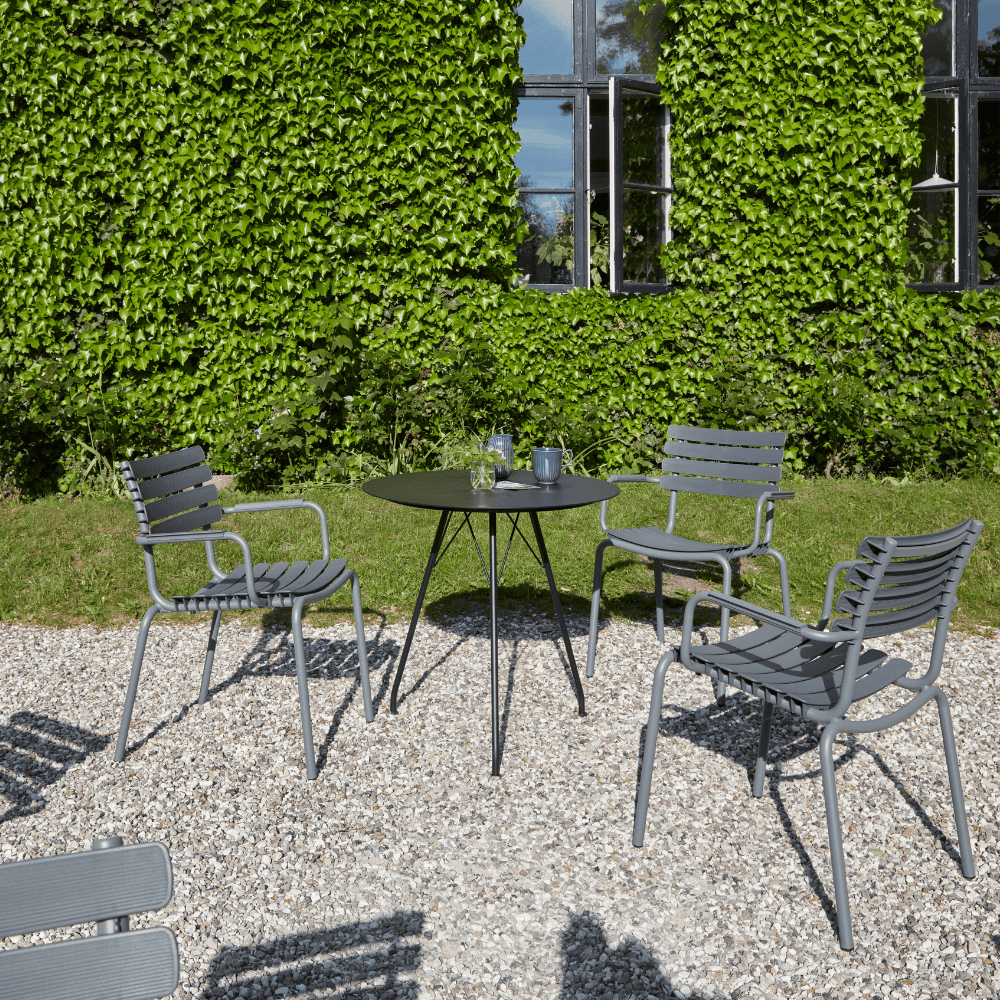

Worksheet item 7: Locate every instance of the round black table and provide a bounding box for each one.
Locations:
[363,469,620,775]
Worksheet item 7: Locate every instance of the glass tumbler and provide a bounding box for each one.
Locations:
[470,463,495,490]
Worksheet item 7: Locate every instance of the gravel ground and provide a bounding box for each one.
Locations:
[1,610,998,1000]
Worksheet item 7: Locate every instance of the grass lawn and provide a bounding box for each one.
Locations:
[1,476,997,632]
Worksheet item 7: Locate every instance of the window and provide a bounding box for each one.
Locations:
[514,0,671,292]
[913,0,1000,288]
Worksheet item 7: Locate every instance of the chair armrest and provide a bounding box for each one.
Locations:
[679,590,859,664]
[753,490,796,546]
[600,475,660,533]
[220,499,330,561]
[135,531,263,606]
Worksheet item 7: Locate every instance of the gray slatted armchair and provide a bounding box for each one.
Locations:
[118,446,373,780]
[587,425,794,679]
[0,836,178,1000]
[632,518,982,950]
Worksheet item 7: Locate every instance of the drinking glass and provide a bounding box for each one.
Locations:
[470,463,495,490]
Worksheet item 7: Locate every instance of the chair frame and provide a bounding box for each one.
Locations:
[632,518,982,949]
[587,425,795,679]
[117,446,373,779]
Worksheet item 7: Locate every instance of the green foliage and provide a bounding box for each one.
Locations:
[657,0,936,304]
[0,0,523,492]
[1,0,999,495]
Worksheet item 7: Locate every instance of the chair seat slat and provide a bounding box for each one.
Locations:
[151,504,222,535]
[0,927,179,1000]
[128,446,205,480]
[667,424,787,448]
[658,474,773,500]
[144,484,219,524]
[662,456,783,483]
[0,843,172,937]
[665,440,785,464]
[607,526,741,554]
[138,465,213,502]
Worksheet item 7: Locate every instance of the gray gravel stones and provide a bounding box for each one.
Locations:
[1,612,998,999]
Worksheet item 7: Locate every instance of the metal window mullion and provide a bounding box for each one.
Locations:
[574,91,589,287]
[610,76,623,292]
[965,82,977,286]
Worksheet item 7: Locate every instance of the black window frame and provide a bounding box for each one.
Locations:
[914,0,1000,290]
[516,0,670,292]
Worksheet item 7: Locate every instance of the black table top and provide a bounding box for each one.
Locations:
[362,469,619,513]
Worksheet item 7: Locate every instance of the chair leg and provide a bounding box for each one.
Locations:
[769,547,791,617]
[351,570,374,724]
[291,599,317,780]
[632,647,677,847]
[819,722,854,950]
[587,539,612,678]
[712,554,733,642]
[114,605,159,763]
[752,700,773,797]
[198,610,222,704]
[653,559,664,643]
[933,688,975,878]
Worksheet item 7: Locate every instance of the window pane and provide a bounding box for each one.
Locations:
[518,0,573,75]
[623,190,665,283]
[517,193,575,285]
[979,196,1000,282]
[913,96,956,185]
[596,1,665,75]
[923,0,953,76]
[980,0,1000,75]
[623,92,664,186]
[980,99,1000,188]
[515,99,574,190]
[906,191,956,283]
[589,97,611,287]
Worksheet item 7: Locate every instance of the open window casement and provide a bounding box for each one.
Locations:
[608,77,671,293]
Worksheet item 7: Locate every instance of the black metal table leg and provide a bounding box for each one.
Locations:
[529,511,586,716]
[390,510,450,714]
[489,512,500,776]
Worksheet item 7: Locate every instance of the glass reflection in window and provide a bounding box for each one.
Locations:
[980,99,1000,187]
[514,99,574,190]
[980,0,1000,75]
[596,0,665,75]
[979,196,1000,281]
[519,0,574,75]
[906,191,956,282]
[923,0,952,76]
[516,193,575,284]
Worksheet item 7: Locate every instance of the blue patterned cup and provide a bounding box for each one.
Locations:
[531,447,573,484]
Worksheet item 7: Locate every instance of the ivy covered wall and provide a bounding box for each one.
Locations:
[1,0,998,493]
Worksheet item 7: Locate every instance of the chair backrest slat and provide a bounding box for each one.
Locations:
[0,927,178,1000]
[145,484,219,524]
[137,464,212,502]
[129,446,205,480]
[662,456,783,483]
[0,842,172,936]
[659,474,774,500]
[151,504,224,535]
[665,440,785,464]
[666,424,787,447]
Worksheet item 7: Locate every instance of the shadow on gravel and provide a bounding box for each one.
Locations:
[199,910,424,999]
[560,912,708,999]
[0,711,110,826]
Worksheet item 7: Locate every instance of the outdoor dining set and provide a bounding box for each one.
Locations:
[0,425,984,992]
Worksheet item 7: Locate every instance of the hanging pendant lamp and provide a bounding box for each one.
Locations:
[914,99,954,189]
[913,149,955,189]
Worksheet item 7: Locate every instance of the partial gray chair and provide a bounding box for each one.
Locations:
[632,518,982,950]
[0,835,178,1000]
[118,446,373,779]
[588,425,795,678]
